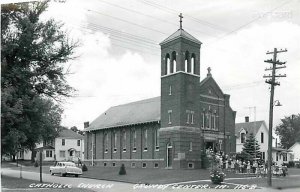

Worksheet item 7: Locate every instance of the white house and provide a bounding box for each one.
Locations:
[235,117,292,165]
[235,117,269,161]
[289,142,300,161]
[22,128,84,162]
[272,147,292,165]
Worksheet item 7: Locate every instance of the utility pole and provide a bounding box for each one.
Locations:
[263,48,287,187]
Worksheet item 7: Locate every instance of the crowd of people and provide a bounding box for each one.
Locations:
[206,149,288,177]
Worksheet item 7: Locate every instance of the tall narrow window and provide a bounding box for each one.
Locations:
[215,115,219,130]
[77,140,80,146]
[168,110,172,124]
[132,129,137,151]
[241,133,245,143]
[189,142,193,151]
[122,130,126,151]
[104,132,108,153]
[191,111,194,124]
[171,51,176,73]
[261,132,264,143]
[169,85,172,95]
[155,129,159,150]
[144,129,148,151]
[202,113,205,128]
[191,54,196,74]
[165,54,170,75]
[186,110,190,124]
[185,51,190,73]
[211,115,216,130]
[62,139,65,146]
[113,131,117,152]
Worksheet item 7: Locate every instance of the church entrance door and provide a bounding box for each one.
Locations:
[167,143,172,168]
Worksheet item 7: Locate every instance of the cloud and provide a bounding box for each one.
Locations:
[62,31,160,129]
[202,21,300,124]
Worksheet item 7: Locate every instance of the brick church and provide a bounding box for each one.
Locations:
[84,15,236,169]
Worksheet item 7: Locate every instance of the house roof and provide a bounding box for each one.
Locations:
[58,128,84,139]
[289,142,300,150]
[272,147,292,152]
[35,146,55,151]
[85,97,161,132]
[235,121,266,137]
[160,29,202,45]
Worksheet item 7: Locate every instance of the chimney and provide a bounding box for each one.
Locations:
[84,121,89,128]
[245,116,249,123]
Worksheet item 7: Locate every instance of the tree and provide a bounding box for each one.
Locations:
[1,1,77,159]
[275,114,300,149]
[241,133,262,161]
[70,126,84,135]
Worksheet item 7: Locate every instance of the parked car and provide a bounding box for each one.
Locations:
[50,161,82,177]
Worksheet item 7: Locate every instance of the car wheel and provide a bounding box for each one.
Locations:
[50,171,54,176]
[75,174,78,178]
[60,172,65,177]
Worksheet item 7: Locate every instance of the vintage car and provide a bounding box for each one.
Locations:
[50,161,82,177]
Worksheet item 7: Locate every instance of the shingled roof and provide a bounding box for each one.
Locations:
[85,97,161,131]
[160,29,202,45]
[235,121,267,137]
[58,128,84,139]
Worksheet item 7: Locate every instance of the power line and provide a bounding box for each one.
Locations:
[86,9,169,35]
[96,0,218,37]
[71,24,160,56]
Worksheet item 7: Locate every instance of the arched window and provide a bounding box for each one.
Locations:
[191,54,196,74]
[165,54,170,75]
[171,51,176,73]
[185,51,190,73]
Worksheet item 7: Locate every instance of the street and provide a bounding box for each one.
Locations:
[2,167,300,192]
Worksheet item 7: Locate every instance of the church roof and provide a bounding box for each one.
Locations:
[85,97,161,131]
[160,29,202,45]
[85,74,230,132]
[235,121,266,137]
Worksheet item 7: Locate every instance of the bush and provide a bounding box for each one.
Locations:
[210,168,225,184]
[288,161,295,168]
[82,164,88,172]
[34,161,39,167]
[119,164,126,175]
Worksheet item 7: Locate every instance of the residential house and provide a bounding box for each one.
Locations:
[21,128,84,162]
[289,142,300,161]
[235,117,268,161]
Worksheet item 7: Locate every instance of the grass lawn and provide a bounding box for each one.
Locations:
[81,165,248,184]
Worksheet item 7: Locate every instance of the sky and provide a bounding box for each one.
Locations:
[3,0,300,131]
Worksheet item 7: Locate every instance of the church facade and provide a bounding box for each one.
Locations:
[84,18,236,169]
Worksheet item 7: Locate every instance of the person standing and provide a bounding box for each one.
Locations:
[253,161,258,174]
[247,161,251,174]
[231,159,235,172]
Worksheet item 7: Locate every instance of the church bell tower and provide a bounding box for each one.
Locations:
[159,13,203,169]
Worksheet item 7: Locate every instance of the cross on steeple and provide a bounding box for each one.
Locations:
[179,13,183,29]
[207,67,212,77]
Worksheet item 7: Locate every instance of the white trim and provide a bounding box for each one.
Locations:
[200,94,225,101]
[161,71,200,78]
[200,101,225,107]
